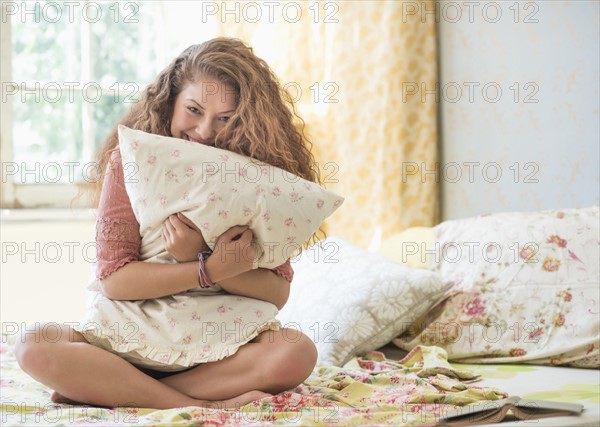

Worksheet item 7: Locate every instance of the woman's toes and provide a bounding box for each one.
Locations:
[50,391,80,405]
[220,390,273,408]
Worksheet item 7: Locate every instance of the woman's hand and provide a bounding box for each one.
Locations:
[205,225,257,283]
[162,213,209,262]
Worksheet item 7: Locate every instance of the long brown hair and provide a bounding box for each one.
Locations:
[92,37,325,246]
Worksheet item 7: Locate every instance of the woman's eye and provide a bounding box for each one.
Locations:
[187,107,201,114]
[218,116,230,122]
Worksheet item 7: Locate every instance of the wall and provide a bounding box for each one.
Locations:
[1,213,95,327]
[437,0,599,220]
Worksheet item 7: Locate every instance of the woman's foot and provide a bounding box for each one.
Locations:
[50,391,82,405]
[51,389,272,409]
[201,390,273,409]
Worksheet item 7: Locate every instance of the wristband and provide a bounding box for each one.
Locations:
[197,250,215,289]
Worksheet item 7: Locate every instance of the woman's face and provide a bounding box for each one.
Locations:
[170,75,237,145]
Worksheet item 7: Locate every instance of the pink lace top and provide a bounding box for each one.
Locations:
[96,151,294,282]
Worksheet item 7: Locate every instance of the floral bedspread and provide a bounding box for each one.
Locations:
[1,339,506,426]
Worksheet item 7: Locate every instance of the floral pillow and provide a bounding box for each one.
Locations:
[118,125,344,268]
[393,206,600,368]
[277,237,454,366]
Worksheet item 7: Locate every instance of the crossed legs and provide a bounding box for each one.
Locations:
[14,323,317,409]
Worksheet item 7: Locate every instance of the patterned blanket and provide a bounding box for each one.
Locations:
[1,340,506,426]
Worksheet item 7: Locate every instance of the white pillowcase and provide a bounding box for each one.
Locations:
[118,125,344,268]
[277,237,454,366]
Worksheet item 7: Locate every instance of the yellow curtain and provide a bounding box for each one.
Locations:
[218,1,439,248]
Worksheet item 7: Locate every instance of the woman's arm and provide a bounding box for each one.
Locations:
[102,224,290,307]
[209,265,290,310]
[100,261,199,300]
[161,216,292,308]
[96,153,201,300]
[203,226,290,309]
[102,260,290,309]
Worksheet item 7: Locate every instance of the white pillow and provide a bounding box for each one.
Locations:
[277,237,454,366]
[118,125,344,268]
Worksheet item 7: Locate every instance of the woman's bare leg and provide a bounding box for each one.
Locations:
[160,328,318,400]
[14,323,269,409]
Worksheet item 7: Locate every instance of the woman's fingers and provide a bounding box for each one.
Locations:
[168,214,183,232]
[168,214,197,235]
[208,226,256,278]
[160,214,207,262]
[162,223,172,243]
[163,219,172,234]
[239,228,253,243]
[223,225,250,241]
[176,213,201,232]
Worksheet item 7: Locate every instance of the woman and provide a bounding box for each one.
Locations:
[15,37,320,410]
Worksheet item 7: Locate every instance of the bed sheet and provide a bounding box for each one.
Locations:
[2,337,507,427]
[2,336,598,427]
[378,343,600,426]
[447,361,600,427]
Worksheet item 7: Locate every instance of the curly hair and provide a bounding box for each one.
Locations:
[91,37,324,246]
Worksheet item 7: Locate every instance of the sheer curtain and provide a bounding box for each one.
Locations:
[167,0,440,247]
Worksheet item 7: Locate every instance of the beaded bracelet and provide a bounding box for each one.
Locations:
[197,251,215,289]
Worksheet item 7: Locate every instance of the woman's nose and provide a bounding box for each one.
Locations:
[195,118,214,140]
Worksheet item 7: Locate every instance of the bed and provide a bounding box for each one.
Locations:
[1,339,598,426]
[2,206,598,426]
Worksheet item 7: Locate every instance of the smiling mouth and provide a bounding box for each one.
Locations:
[183,133,204,144]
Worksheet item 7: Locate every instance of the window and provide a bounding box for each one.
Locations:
[1,1,171,208]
